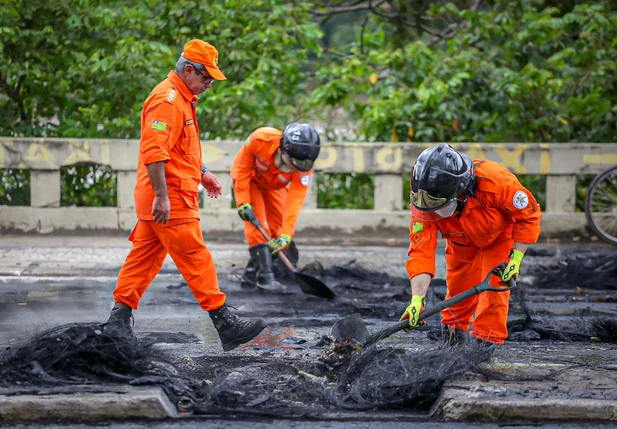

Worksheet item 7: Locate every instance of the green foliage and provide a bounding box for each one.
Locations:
[317,173,374,209]
[0,0,322,139]
[0,0,175,138]
[311,1,617,143]
[0,170,30,205]
[60,165,116,207]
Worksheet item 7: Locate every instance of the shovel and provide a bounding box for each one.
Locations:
[246,211,336,300]
[333,265,516,348]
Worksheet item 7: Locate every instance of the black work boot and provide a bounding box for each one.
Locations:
[241,256,257,288]
[104,305,135,339]
[249,244,287,293]
[209,304,267,352]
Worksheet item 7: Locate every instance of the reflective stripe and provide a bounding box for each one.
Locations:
[256,160,268,171]
[277,173,290,184]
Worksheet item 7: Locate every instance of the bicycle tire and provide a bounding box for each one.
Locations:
[585,165,617,246]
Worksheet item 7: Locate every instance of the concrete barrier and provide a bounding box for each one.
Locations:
[1,138,616,238]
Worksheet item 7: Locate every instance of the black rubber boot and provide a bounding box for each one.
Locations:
[240,256,257,288]
[272,240,299,280]
[104,305,135,339]
[249,244,287,293]
[209,304,266,352]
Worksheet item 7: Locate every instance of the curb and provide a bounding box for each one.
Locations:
[435,397,617,421]
[0,387,178,422]
[431,363,617,422]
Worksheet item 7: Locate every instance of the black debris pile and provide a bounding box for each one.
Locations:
[194,340,489,416]
[193,364,330,418]
[508,317,617,342]
[533,250,617,289]
[0,323,194,404]
[300,260,409,293]
[324,342,490,410]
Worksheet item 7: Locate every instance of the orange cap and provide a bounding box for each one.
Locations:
[181,39,227,81]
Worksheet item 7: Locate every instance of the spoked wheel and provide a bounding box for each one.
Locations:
[585,165,617,246]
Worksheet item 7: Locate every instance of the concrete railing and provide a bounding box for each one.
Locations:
[1,138,616,240]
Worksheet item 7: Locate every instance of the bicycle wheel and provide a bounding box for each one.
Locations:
[585,165,617,245]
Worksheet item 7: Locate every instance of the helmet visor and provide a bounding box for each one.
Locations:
[290,157,314,171]
[283,152,314,172]
[411,198,458,221]
[411,189,447,209]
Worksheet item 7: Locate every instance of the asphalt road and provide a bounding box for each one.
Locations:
[1,238,616,425]
[4,419,615,429]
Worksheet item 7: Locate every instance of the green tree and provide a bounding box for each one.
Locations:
[310,0,617,143]
[0,0,322,140]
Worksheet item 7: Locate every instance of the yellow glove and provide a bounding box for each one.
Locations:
[268,234,292,254]
[501,249,524,282]
[400,295,426,330]
[237,203,254,221]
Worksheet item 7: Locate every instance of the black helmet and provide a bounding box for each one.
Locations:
[280,123,320,171]
[410,144,474,221]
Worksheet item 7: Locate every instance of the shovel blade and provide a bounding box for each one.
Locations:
[294,271,336,300]
[331,313,369,344]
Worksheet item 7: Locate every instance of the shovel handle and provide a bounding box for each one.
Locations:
[363,265,516,347]
[246,211,295,272]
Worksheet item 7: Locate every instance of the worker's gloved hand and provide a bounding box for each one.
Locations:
[501,249,524,282]
[268,234,291,254]
[400,295,426,330]
[237,203,254,221]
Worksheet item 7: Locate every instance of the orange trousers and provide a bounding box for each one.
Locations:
[441,236,513,344]
[240,182,287,247]
[113,218,226,312]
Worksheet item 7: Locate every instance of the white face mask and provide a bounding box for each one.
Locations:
[434,199,458,218]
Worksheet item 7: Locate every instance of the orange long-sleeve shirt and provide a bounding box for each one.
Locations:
[406,159,543,279]
[134,71,202,220]
[231,127,312,237]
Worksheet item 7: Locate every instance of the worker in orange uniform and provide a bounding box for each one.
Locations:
[401,143,542,351]
[231,124,321,292]
[105,39,266,352]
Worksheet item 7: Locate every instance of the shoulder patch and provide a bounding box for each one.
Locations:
[165,89,176,104]
[300,175,310,187]
[513,191,529,209]
[151,120,167,132]
[412,221,424,233]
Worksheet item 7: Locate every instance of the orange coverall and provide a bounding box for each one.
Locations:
[231,127,313,247]
[113,71,226,312]
[406,160,542,344]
